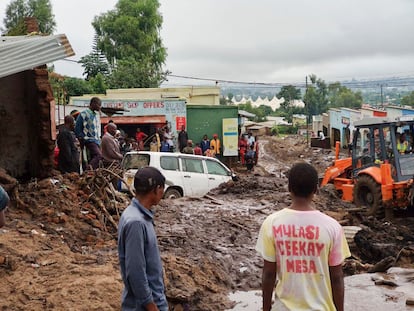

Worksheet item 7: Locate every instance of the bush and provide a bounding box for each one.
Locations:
[272,125,298,135]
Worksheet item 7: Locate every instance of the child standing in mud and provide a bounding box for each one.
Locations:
[256,162,351,311]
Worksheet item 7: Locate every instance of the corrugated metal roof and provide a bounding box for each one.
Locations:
[246,125,267,130]
[0,34,75,78]
[238,109,256,118]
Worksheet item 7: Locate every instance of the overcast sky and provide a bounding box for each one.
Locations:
[1,0,414,86]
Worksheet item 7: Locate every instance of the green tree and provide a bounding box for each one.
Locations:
[328,82,363,109]
[227,93,234,102]
[106,57,166,88]
[258,104,273,116]
[220,94,235,106]
[3,0,55,35]
[88,73,108,94]
[63,77,93,98]
[237,101,267,122]
[49,71,66,105]
[27,0,55,33]
[337,90,363,109]
[274,105,305,123]
[92,0,168,88]
[277,85,301,110]
[401,91,414,107]
[303,74,328,121]
[2,0,26,35]
[50,71,104,104]
[79,35,109,80]
[238,101,255,114]
[50,71,93,104]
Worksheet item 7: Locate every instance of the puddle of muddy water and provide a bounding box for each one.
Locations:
[227,269,414,311]
[227,290,261,310]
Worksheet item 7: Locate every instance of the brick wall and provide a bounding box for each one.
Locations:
[0,70,55,179]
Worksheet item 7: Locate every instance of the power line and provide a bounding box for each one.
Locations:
[57,61,414,88]
[168,74,273,86]
[168,73,414,89]
[61,58,79,63]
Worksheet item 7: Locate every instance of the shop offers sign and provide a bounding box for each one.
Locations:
[72,99,186,118]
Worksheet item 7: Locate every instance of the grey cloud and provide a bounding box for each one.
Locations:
[1,0,413,82]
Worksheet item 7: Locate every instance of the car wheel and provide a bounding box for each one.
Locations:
[164,188,182,199]
[353,175,382,216]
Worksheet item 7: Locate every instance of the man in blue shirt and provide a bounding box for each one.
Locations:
[0,186,9,228]
[75,97,102,170]
[118,167,168,311]
[200,134,210,155]
[160,136,171,152]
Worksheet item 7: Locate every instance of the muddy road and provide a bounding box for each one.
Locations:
[0,135,413,310]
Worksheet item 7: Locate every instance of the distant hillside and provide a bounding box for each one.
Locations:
[220,76,414,107]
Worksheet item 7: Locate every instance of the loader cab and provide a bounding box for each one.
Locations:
[352,122,391,173]
[352,117,414,182]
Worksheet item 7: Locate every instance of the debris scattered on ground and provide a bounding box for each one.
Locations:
[0,135,413,310]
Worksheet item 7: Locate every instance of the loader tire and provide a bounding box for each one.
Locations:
[353,175,382,216]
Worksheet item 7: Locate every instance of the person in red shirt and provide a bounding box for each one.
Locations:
[193,143,203,155]
[239,134,248,165]
[135,128,148,151]
[54,145,59,168]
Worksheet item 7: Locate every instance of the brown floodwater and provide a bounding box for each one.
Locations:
[228,268,414,311]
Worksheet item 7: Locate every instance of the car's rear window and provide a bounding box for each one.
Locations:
[160,156,179,171]
[122,154,150,170]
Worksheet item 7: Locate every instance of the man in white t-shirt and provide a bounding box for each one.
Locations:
[247,131,255,146]
[256,162,350,311]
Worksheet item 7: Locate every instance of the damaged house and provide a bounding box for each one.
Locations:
[0,31,74,179]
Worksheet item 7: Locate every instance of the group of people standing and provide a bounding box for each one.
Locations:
[147,125,222,158]
[55,97,225,174]
[180,132,221,158]
[56,97,124,173]
[148,125,181,153]
[239,132,259,172]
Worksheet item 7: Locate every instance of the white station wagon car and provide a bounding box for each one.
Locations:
[120,151,236,198]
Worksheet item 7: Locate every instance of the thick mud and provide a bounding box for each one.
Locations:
[0,135,413,310]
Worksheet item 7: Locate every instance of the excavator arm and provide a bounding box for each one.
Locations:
[320,157,352,186]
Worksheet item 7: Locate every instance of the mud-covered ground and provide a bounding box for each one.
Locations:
[0,135,413,310]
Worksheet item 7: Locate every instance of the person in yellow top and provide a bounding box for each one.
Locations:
[210,134,221,157]
[397,133,408,154]
[150,136,159,152]
[204,147,215,157]
[256,162,350,311]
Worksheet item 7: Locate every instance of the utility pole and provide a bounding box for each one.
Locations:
[380,84,384,108]
[305,76,309,145]
[379,83,387,108]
